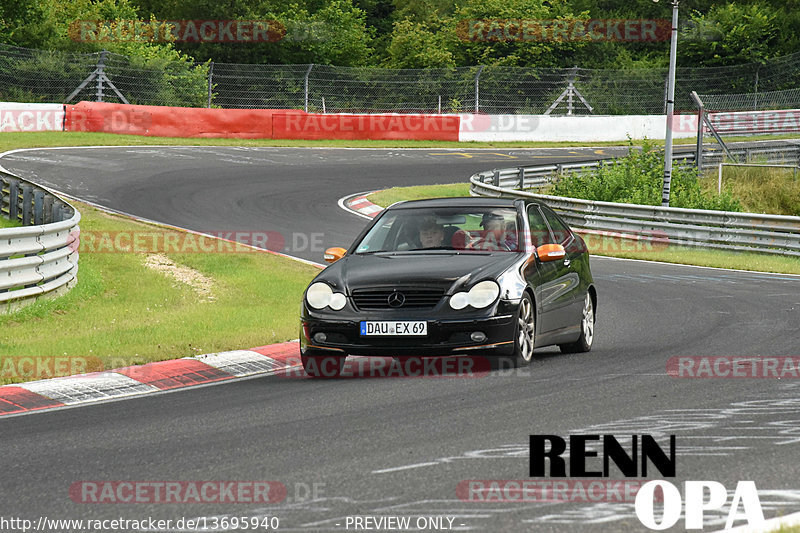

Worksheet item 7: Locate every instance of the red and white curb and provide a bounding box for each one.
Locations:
[0,342,303,417]
[339,191,385,220]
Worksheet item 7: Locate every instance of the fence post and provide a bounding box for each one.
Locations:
[207,62,214,108]
[753,65,759,111]
[95,50,109,102]
[692,91,705,173]
[304,64,314,112]
[474,65,484,113]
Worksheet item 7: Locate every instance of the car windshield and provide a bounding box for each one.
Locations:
[354,207,521,253]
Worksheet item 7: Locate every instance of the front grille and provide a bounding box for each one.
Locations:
[351,288,445,310]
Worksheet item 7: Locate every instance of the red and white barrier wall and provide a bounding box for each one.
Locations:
[62,102,460,141]
[4,101,795,141]
[0,103,65,132]
[458,113,696,142]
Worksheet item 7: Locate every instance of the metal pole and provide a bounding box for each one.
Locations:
[96,50,108,102]
[753,66,759,111]
[661,1,679,207]
[207,62,214,108]
[567,82,574,116]
[304,64,314,112]
[474,65,484,113]
[438,95,441,114]
[693,91,704,173]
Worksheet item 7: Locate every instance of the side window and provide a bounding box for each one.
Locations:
[527,205,553,247]
[541,205,573,245]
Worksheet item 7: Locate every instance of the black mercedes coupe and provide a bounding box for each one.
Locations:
[299,197,596,377]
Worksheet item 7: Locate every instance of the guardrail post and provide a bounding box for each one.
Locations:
[43,194,54,223]
[492,170,500,186]
[518,168,525,189]
[556,164,564,176]
[21,184,32,225]
[8,180,19,221]
[33,190,44,225]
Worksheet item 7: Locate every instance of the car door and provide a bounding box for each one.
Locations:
[539,204,584,332]
[523,204,569,337]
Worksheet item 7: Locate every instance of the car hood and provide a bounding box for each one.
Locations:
[322,252,523,293]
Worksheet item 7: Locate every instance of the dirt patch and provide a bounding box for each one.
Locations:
[143,253,216,302]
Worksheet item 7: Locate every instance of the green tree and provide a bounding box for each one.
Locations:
[384,19,454,68]
[679,3,781,66]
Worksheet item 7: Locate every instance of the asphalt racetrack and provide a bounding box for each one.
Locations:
[1,146,799,532]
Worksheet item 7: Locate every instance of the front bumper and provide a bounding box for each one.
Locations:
[300,300,519,357]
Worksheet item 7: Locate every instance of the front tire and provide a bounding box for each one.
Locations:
[560,292,594,354]
[301,353,346,378]
[509,293,536,368]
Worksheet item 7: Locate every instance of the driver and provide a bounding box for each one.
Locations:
[418,217,445,248]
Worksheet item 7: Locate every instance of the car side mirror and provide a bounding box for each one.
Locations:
[324,247,347,263]
[536,243,566,262]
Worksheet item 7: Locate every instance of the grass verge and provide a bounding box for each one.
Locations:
[367,184,800,275]
[0,216,21,228]
[702,164,800,216]
[0,201,320,384]
[0,131,799,152]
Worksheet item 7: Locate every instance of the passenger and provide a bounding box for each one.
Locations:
[479,213,517,250]
[418,217,445,248]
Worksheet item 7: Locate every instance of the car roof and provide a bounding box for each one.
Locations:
[389,197,528,209]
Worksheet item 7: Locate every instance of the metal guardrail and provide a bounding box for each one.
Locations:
[482,145,800,191]
[0,171,80,313]
[470,144,800,257]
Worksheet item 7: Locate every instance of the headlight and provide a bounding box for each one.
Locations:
[449,280,500,310]
[467,280,500,308]
[329,292,346,310]
[307,282,332,309]
[450,292,469,310]
[306,282,347,310]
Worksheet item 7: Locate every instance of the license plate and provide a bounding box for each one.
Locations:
[360,321,427,336]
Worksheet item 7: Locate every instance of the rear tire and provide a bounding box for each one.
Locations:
[301,353,346,378]
[560,293,594,354]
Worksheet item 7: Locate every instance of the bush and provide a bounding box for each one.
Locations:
[549,138,742,211]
